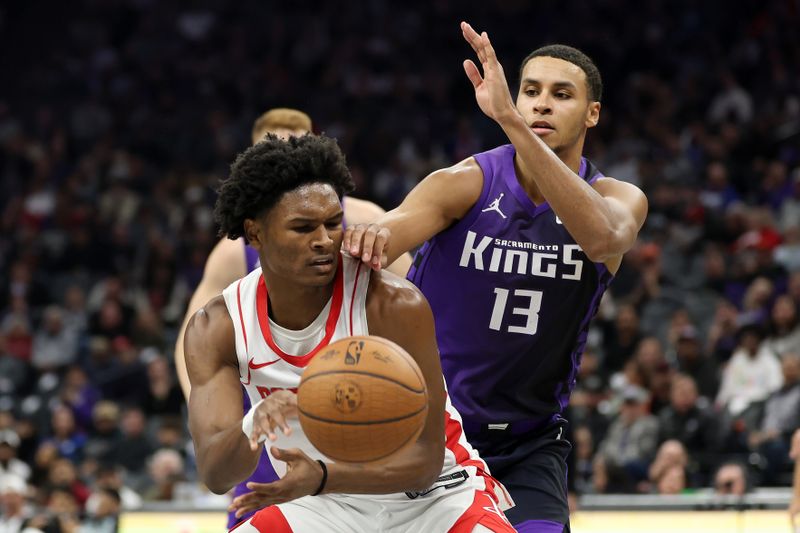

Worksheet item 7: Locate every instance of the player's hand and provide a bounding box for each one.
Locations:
[460,21,518,125]
[229,447,324,518]
[342,223,390,271]
[249,390,298,450]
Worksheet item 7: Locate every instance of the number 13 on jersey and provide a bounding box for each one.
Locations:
[489,288,543,335]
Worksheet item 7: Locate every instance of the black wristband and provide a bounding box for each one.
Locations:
[312,460,328,496]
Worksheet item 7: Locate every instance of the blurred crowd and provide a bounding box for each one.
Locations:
[1,0,800,529]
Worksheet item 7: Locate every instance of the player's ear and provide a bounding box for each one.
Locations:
[585,101,600,129]
[243,218,263,248]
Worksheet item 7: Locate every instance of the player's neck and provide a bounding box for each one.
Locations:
[262,275,334,331]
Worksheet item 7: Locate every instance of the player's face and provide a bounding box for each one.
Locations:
[251,183,344,287]
[515,56,600,155]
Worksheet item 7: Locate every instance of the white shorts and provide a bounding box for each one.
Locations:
[230,469,515,533]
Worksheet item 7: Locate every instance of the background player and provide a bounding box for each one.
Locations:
[173,108,412,528]
[184,134,513,532]
[343,22,647,531]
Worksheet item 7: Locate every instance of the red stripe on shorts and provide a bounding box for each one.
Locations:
[447,491,515,533]
[247,505,293,532]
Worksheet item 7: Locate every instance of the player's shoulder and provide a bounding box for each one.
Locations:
[185,295,234,345]
[365,268,432,323]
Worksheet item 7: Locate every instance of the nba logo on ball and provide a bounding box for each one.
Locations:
[298,335,428,463]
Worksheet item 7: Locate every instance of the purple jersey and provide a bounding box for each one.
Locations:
[407,144,613,428]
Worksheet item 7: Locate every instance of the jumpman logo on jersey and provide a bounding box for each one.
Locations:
[481,193,507,219]
[555,214,563,225]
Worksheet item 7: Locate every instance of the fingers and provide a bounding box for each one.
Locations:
[463,59,483,88]
[460,21,484,62]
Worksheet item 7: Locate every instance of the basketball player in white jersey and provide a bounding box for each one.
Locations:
[175,108,413,402]
[184,134,514,532]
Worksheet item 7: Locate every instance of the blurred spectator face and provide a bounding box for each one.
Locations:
[86,489,120,518]
[42,306,64,335]
[675,326,701,362]
[706,162,728,190]
[51,405,76,437]
[0,431,19,461]
[620,386,649,423]
[157,424,182,448]
[515,56,599,153]
[670,375,699,413]
[714,464,746,496]
[99,300,123,330]
[738,328,762,356]
[147,356,170,382]
[657,465,686,495]
[49,458,78,485]
[781,354,800,385]
[34,442,59,470]
[771,295,796,331]
[95,467,122,489]
[121,408,146,437]
[64,285,86,311]
[92,401,120,434]
[48,487,78,515]
[148,448,184,484]
[0,474,27,515]
[635,337,665,371]
[616,305,639,334]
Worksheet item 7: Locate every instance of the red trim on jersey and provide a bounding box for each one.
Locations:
[255,255,344,368]
[236,505,293,532]
[236,279,249,352]
[348,261,363,336]
[447,491,515,533]
[237,279,254,386]
[444,409,487,471]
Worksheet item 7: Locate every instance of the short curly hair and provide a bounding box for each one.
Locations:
[214,134,355,240]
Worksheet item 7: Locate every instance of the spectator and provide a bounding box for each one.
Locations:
[79,488,120,533]
[674,325,720,400]
[713,462,749,497]
[657,374,721,475]
[0,474,31,532]
[142,449,184,502]
[43,406,86,465]
[748,353,800,483]
[30,306,78,373]
[717,325,783,417]
[595,385,660,491]
[0,431,31,482]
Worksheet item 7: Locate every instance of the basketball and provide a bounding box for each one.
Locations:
[297,335,429,463]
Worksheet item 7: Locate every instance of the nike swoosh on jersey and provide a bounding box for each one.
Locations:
[248,357,281,369]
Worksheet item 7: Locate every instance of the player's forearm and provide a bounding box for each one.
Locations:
[323,441,443,495]
[498,114,629,261]
[195,424,261,494]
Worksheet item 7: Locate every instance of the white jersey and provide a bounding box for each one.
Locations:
[222,253,509,505]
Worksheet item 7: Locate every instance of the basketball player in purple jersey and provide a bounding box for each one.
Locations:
[172,108,412,529]
[344,23,648,532]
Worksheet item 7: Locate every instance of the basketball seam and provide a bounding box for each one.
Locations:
[298,404,427,425]
[320,422,424,463]
[301,369,426,394]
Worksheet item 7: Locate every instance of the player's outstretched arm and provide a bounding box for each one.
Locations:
[460,21,647,266]
[342,158,483,270]
[186,296,261,494]
[342,196,414,277]
[175,237,247,401]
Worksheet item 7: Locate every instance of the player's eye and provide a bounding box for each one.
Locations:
[556,92,570,99]
[293,225,315,233]
[525,89,538,97]
[325,221,342,230]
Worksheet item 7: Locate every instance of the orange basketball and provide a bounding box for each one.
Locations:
[297,335,428,463]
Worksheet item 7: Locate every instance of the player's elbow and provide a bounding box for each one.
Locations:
[200,467,235,495]
[582,227,631,263]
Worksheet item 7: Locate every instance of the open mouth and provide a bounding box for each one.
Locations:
[309,256,335,271]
